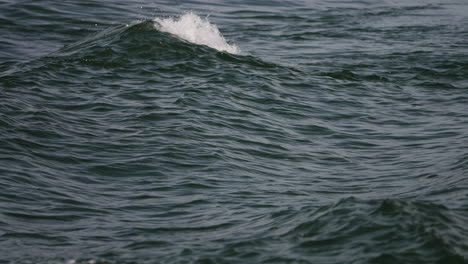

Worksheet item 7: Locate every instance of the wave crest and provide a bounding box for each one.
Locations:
[153,12,240,54]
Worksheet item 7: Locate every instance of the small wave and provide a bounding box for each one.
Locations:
[153,12,240,54]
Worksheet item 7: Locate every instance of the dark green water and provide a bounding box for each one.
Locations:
[1,1,467,263]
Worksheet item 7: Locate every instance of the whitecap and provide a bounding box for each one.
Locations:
[154,12,240,54]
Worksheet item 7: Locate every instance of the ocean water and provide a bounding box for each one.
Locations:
[1,0,467,263]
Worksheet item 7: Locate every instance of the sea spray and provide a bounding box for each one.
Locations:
[154,12,240,54]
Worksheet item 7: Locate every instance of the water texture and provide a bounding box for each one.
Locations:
[0,0,467,263]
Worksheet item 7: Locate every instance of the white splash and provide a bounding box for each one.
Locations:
[154,12,240,54]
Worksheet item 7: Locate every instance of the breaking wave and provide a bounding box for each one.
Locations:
[154,12,240,54]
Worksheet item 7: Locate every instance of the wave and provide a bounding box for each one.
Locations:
[221,197,468,263]
[11,197,466,264]
[153,12,240,54]
[47,19,242,63]
[2,18,291,81]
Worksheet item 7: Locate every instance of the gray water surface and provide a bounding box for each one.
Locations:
[1,1,467,263]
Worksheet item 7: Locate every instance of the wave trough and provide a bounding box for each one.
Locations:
[153,12,240,54]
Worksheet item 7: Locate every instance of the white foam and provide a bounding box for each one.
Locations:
[154,12,240,54]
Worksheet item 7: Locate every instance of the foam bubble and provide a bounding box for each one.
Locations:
[154,12,240,54]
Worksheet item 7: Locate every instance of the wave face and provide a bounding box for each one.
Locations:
[0,0,467,264]
[154,13,240,54]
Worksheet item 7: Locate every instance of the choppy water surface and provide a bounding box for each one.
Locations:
[1,0,467,263]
